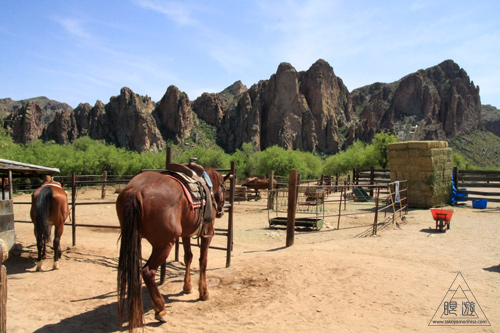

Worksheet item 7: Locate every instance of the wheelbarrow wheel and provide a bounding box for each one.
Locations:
[437,220,446,233]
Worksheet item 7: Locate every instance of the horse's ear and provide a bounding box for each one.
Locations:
[223,173,231,182]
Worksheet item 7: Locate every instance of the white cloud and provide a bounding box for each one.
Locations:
[133,0,196,25]
[57,17,94,43]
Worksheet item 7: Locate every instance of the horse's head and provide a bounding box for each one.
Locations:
[205,168,230,218]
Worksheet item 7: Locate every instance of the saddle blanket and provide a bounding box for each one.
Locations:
[163,174,203,213]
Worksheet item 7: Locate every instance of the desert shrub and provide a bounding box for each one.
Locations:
[252,146,322,178]
[323,141,374,175]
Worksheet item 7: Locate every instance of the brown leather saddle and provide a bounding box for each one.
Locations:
[162,162,214,235]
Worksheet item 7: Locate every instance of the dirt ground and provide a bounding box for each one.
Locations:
[3,187,500,332]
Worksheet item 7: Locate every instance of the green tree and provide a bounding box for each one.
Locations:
[371,132,398,168]
[178,147,230,169]
[322,140,374,175]
[230,142,256,178]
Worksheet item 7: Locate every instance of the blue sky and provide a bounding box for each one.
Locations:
[1,0,499,108]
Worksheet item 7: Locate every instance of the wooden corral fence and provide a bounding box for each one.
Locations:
[12,163,237,269]
[353,167,391,197]
[7,171,126,199]
[233,172,348,212]
[278,169,408,247]
[453,167,500,203]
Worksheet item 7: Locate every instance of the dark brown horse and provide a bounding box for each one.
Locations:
[30,181,69,271]
[116,168,228,331]
[242,177,277,197]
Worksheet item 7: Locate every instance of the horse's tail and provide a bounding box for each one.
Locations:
[35,186,52,248]
[117,188,144,331]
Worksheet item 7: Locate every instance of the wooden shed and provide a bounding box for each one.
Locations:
[0,158,60,253]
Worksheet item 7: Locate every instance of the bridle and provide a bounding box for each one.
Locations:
[213,178,226,218]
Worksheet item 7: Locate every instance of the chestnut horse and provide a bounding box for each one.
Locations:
[30,182,69,271]
[242,177,277,197]
[116,168,228,331]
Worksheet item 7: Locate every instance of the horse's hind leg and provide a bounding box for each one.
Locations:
[36,240,44,271]
[198,236,213,301]
[34,226,47,271]
[142,243,173,323]
[52,224,64,270]
[181,237,193,294]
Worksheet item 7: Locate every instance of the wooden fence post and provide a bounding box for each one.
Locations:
[286,169,298,247]
[267,171,275,210]
[8,170,13,200]
[372,187,380,236]
[226,161,236,268]
[166,146,172,166]
[369,166,375,197]
[101,170,107,199]
[337,185,343,230]
[72,173,76,246]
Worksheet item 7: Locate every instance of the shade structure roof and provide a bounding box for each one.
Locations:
[0,158,60,177]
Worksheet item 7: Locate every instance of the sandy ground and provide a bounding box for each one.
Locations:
[3,187,500,332]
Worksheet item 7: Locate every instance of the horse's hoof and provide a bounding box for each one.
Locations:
[53,262,59,270]
[36,261,43,271]
[199,294,210,301]
[155,310,168,323]
[183,288,192,294]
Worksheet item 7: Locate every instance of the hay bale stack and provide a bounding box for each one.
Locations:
[388,141,452,208]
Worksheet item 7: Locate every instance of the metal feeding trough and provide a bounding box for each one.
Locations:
[430,208,454,232]
[269,217,324,230]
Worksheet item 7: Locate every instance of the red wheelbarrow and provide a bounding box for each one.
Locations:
[430,208,454,232]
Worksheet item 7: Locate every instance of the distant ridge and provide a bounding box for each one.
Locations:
[1,59,498,155]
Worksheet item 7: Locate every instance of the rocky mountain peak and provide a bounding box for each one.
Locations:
[0,59,488,154]
[155,85,193,143]
[3,101,44,144]
[221,80,247,98]
[352,60,482,142]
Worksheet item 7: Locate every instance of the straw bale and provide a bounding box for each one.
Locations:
[407,141,448,149]
[388,142,409,151]
[389,141,452,208]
